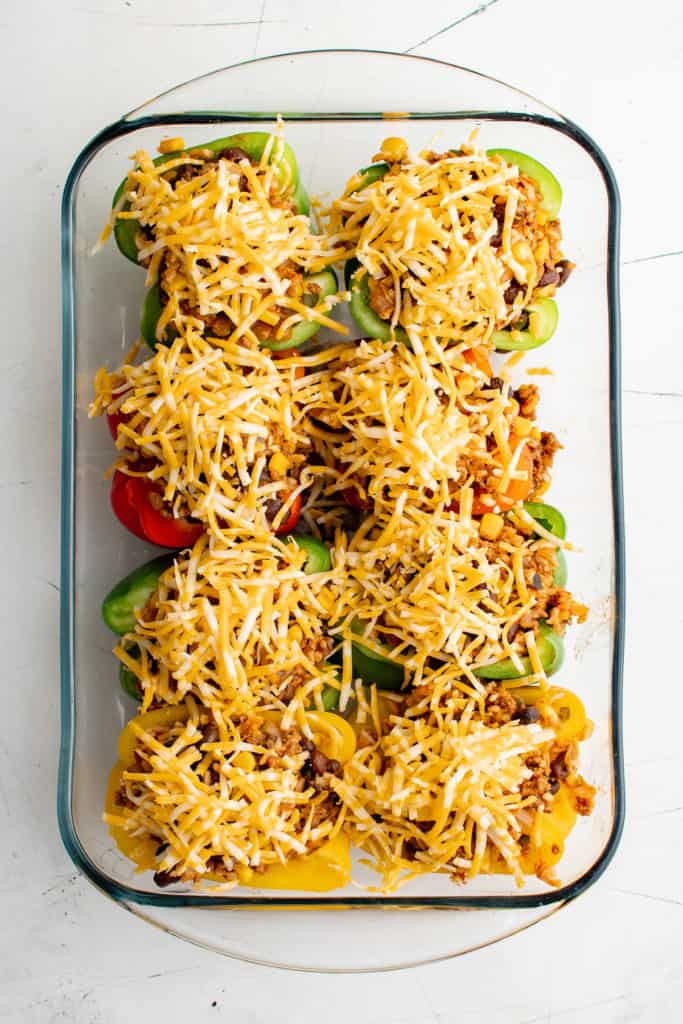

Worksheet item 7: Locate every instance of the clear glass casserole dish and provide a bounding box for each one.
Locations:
[59,50,624,967]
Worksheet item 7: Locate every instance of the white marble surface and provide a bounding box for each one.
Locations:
[2,0,682,1019]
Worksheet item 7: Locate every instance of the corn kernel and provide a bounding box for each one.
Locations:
[536,208,550,226]
[458,373,477,396]
[480,513,504,541]
[380,136,407,162]
[530,427,542,440]
[512,241,534,265]
[158,136,185,154]
[512,416,532,437]
[534,239,550,266]
[268,451,290,479]
[289,625,303,645]
[233,751,256,771]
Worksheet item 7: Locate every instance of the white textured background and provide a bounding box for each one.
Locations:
[2,1,682,1020]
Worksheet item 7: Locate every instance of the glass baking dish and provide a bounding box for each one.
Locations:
[59,50,624,965]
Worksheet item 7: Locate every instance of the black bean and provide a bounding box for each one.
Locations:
[219,147,250,163]
[153,870,180,888]
[513,705,540,725]
[530,572,543,590]
[504,281,523,305]
[556,259,575,287]
[311,748,329,775]
[537,266,560,288]
[550,751,569,780]
[202,723,219,744]
[506,620,521,643]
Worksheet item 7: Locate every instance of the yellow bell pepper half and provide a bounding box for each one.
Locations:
[105,705,355,891]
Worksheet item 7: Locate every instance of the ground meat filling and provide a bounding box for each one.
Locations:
[367,272,396,321]
[478,520,585,638]
[158,253,312,346]
[528,430,562,496]
[482,685,521,726]
[513,384,540,420]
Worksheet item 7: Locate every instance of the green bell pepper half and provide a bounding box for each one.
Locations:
[113,132,309,264]
[297,536,337,709]
[140,283,171,348]
[486,148,562,219]
[349,641,405,690]
[346,150,562,348]
[140,267,338,350]
[102,554,174,635]
[289,534,332,574]
[328,618,405,691]
[491,297,559,352]
[473,621,564,680]
[553,548,568,588]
